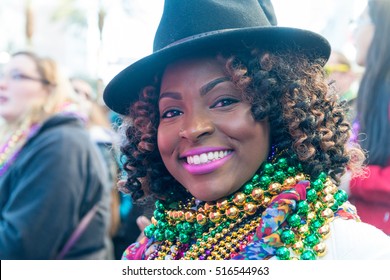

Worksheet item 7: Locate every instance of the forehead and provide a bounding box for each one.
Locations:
[5,54,38,73]
[161,56,226,84]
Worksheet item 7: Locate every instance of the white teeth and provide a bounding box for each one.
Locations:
[200,153,208,164]
[193,155,200,164]
[186,150,231,165]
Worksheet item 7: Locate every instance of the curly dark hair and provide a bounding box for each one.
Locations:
[120,48,364,202]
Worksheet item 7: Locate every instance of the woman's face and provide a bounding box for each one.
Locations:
[0,54,49,123]
[353,7,375,66]
[158,56,270,202]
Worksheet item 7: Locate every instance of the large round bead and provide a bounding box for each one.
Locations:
[209,211,222,223]
[251,188,264,201]
[216,199,229,210]
[155,200,165,211]
[284,177,296,187]
[304,233,320,247]
[154,229,165,241]
[311,179,324,191]
[292,240,304,254]
[307,211,317,221]
[287,214,301,227]
[177,210,185,221]
[185,210,196,223]
[321,208,334,220]
[274,170,286,183]
[243,183,254,194]
[334,189,348,204]
[144,224,156,238]
[276,246,290,260]
[298,224,310,237]
[204,202,215,212]
[154,210,165,221]
[179,232,190,243]
[281,229,296,245]
[196,213,207,225]
[310,219,324,230]
[263,163,275,175]
[268,182,282,195]
[300,249,316,260]
[322,193,335,204]
[318,224,330,239]
[259,175,271,188]
[232,192,246,206]
[306,188,318,202]
[157,220,168,230]
[295,173,306,182]
[151,216,158,226]
[164,229,176,241]
[313,242,327,257]
[226,206,239,219]
[244,202,257,215]
[317,172,327,182]
[297,201,309,215]
[277,158,288,170]
[182,222,193,233]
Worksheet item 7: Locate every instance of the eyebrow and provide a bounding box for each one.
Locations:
[200,76,230,96]
[159,76,230,101]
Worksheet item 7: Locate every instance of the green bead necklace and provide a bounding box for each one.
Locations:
[144,157,348,260]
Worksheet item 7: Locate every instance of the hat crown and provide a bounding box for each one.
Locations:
[153,0,272,52]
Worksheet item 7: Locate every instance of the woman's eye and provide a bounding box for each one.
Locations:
[161,109,183,119]
[212,98,239,108]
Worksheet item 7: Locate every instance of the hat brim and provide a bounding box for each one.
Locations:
[104,26,330,115]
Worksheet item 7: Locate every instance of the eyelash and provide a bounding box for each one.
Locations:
[160,98,240,119]
[211,98,239,108]
[161,109,183,119]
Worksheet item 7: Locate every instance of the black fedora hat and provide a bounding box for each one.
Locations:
[104,0,331,115]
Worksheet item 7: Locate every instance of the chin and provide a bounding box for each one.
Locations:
[190,189,230,202]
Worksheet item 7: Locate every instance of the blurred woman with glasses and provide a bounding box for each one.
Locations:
[0,51,112,259]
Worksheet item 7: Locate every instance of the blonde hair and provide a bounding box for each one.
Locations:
[10,52,78,126]
[0,51,80,142]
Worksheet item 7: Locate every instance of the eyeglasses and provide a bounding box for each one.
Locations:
[0,71,51,85]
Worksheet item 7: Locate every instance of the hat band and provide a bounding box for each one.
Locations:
[160,28,236,50]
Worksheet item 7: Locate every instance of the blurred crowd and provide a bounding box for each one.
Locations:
[0,0,389,260]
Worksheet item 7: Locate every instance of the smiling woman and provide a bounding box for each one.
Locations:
[103,0,390,260]
[158,56,270,202]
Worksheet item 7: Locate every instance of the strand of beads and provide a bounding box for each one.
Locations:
[275,172,349,260]
[145,157,316,260]
[0,122,32,176]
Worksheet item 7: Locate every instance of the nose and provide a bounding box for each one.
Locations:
[179,111,215,142]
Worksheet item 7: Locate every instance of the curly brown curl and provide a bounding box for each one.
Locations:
[120,49,364,201]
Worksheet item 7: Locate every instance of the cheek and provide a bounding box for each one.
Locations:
[157,126,177,157]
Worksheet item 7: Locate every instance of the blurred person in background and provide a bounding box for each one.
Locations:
[0,51,112,259]
[325,50,360,122]
[71,76,120,258]
[71,76,149,259]
[340,0,390,235]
